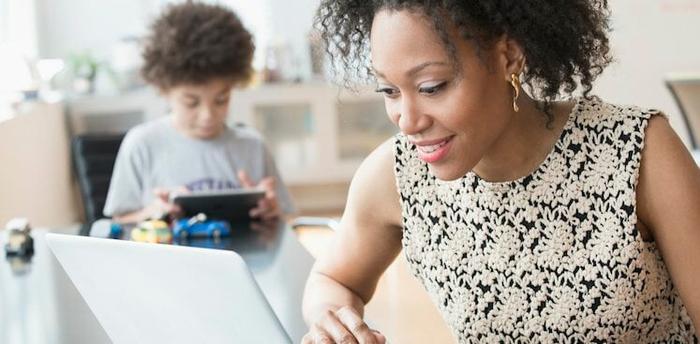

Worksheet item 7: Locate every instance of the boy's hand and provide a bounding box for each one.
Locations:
[149,187,188,220]
[237,170,281,221]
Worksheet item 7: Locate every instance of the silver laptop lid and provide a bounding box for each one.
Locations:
[46,233,291,344]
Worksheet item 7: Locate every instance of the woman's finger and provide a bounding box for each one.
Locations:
[371,330,386,344]
[318,311,358,344]
[335,306,378,344]
[310,324,336,344]
[301,332,314,344]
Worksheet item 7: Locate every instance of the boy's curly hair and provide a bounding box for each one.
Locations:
[141,1,254,90]
[316,0,612,104]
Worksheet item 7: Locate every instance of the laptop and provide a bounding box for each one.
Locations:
[46,233,292,344]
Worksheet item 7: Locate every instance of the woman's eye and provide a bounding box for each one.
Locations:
[185,102,199,108]
[215,98,229,105]
[419,82,447,95]
[375,87,399,98]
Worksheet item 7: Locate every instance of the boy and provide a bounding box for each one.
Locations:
[104,1,294,223]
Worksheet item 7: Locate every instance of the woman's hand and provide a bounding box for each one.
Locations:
[301,306,386,344]
[237,170,281,221]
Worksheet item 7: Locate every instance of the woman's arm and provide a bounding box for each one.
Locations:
[302,139,403,343]
[637,115,700,333]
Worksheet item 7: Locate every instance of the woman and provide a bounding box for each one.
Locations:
[104,1,295,224]
[302,1,700,342]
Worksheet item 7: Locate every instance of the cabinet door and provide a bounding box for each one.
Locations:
[253,103,316,171]
[337,99,396,161]
[231,84,394,186]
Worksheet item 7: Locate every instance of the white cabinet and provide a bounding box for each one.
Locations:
[230,82,396,185]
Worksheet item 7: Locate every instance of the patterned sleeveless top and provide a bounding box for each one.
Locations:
[393,97,697,343]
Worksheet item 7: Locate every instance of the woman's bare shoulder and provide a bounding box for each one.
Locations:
[344,138,403,230]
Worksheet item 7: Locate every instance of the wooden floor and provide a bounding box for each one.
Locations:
[294,225,457,343]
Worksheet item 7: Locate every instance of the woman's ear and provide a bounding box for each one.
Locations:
[493,35,526,82]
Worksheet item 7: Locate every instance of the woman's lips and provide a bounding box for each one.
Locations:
[414,136,453,163]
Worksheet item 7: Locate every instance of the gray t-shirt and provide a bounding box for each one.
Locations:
[103,116,295,216]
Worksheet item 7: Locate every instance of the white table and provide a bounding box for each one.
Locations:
[1,222,314,344]
[693,150,700,165]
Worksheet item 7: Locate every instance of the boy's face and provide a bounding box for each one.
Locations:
[165,78,235,140]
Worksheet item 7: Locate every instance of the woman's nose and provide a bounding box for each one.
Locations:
[396,97,430,135]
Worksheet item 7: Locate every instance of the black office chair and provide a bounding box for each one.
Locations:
[72,133,125,235]
[666,76,700,149]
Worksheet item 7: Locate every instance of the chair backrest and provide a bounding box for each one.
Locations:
[666,76,700,149]
[72,133,125,234]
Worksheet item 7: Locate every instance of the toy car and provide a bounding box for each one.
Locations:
[131,220,172,244]
[173,214,231,239]
[6,255,33,275]
[4,218,34,256]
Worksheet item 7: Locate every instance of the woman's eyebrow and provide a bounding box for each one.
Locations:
[373,61,449,79]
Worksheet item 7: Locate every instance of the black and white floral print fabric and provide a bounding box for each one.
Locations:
[394,97,697,343]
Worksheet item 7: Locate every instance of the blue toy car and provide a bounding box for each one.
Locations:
[173,214,231,239]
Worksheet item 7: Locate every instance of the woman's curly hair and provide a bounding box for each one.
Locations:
[316,0,612,104]
[141,1,254,90]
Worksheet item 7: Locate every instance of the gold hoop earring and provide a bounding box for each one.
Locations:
[510,73,520,112]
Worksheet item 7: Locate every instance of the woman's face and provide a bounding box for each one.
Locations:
[371,9,516,181]
[165,78,234,140]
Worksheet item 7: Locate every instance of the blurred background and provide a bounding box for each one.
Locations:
[1,1,699,343]
[0,0,699,229]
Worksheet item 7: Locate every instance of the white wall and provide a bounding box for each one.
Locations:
[0,0,39,58]
[32,0,700,142]
[33,0,315,75]
[594,0,700,145]
[35,0,157,59]
[264,0,319,79]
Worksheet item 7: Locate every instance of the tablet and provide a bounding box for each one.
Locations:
[171,189,266,223]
